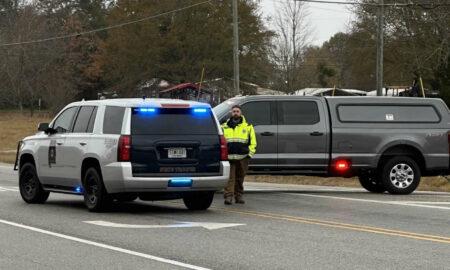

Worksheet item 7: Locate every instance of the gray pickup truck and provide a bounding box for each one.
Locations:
[213,96,450,194]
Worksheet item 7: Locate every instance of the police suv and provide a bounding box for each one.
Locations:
[15,99,230,211]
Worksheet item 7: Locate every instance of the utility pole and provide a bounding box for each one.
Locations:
[376,0,384,96]
[232,0,240,95]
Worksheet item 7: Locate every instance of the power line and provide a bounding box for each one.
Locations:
[294,0,450,7]
[0,0,211,47]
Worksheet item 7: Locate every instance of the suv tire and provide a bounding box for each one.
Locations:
[83,167,110,212]
[358,174,386,193]
[381,156,421,195]
[183,191,215,210]
[19,163,50,203]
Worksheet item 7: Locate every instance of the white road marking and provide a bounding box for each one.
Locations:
[0,218,210,270]
[397,201,450,205]
[0,187,19,192]
[292,193,450,210]
[85,220,245,230]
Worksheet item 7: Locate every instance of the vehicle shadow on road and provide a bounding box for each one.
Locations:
[43,199,196,214]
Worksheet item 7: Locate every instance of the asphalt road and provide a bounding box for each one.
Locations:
[0,163,449,270]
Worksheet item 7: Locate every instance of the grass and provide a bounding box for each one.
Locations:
[0,110,52,163]
[1,110,448,192]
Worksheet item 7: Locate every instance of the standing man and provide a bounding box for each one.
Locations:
[221,105,257,205]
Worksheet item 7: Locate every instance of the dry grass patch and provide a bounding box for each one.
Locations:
[0,110,52,163]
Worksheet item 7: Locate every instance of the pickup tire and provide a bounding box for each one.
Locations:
[358,174,386,193]
[183,191,214,210]
[19,163,50,203]
[83,167,110,212]
[381,156,421,195]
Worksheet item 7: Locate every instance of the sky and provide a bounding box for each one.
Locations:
[259,0,356,46]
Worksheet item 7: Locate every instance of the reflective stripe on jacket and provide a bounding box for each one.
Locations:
[221,115,257,160]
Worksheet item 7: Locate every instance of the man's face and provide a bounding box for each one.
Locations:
[232,107,242,120]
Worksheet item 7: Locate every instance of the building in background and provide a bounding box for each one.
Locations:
[159,83,213,105]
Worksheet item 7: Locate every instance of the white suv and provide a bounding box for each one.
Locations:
[15,99,230,211]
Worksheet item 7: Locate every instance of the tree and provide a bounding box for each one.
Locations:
[91,0,273,98]
[270,0,311,93]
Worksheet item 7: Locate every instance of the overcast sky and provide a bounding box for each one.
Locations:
[259,0,356,46]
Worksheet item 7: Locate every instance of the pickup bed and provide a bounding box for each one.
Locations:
[213,96,450,194]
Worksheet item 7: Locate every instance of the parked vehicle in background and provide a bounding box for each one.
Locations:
[214,96,450,194]
[15,99,229,211]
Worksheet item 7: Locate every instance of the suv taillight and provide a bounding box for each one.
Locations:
[118,135,131,162]
[220,135,228,161]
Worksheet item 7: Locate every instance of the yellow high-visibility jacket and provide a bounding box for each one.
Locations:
[221,115,257,160]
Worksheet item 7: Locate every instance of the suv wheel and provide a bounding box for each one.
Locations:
[183,191,215,210]
[19,163,50,203]
[83,167,110,212]
[358,174,386,193]
[381,156,421,195]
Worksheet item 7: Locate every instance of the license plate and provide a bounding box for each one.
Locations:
[168,148,187,159]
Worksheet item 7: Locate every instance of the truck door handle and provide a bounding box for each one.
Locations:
[79,142,87,146]
[56,142,64,146]
[261,132,275,136]
[310,132,324,136]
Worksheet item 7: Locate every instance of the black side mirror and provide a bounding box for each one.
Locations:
[38,123,56,135]
[38,123,49,132]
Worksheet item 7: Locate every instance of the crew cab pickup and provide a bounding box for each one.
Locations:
[214,96,450,194]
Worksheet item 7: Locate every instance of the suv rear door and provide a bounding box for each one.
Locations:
[63,106,98,186]
[130,106,222,177]
[240,100,278,171]
[277,99,329,173]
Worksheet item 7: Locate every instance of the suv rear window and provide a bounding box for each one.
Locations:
[103,106,125,134]
[131,108,217,135]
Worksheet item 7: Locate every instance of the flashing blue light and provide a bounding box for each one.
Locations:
[193,108,208,113]
[139,108,156,113]
[168,178,193,187]
[75,186,83,193]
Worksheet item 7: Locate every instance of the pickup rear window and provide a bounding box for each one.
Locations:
[337,105,440,123]
[131,108,217,135]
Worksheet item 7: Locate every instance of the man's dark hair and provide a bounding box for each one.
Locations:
[232,105,242,110]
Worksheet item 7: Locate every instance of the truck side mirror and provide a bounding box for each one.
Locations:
[38,123,49,132]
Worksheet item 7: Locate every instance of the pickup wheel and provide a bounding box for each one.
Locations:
[381,156,421,195]
[83,167,110,212]
[19,163,50,203]
[183,191,215,210]
[358,174,386,193]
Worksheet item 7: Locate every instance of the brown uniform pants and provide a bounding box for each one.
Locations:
[224,158,249,200]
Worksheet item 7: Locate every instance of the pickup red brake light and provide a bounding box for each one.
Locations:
[118,135,131,162]
[220,135,228,161]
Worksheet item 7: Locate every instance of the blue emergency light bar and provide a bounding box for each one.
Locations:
[168,178,193,187]
[193,108,208,113]
[139,108,156,113]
